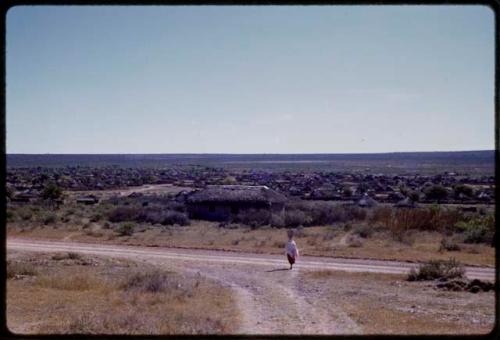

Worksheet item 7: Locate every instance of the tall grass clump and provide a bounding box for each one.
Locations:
[370,206,468,242]
[7,260,38,278]
[407,258,465,281]
[121,269,176,293]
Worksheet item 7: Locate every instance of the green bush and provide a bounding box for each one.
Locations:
[453,215,495,244]
[407,258,465,281]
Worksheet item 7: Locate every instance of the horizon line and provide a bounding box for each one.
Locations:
[6,149,495,156]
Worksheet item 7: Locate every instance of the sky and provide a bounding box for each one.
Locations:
[6,5,495,154]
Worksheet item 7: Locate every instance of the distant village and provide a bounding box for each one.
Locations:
[6,165,495,208]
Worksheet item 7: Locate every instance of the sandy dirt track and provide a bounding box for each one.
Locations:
[7,238,495,281]
[7,238,496,334]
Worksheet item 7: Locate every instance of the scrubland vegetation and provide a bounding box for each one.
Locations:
[7,252,239,334]
[7,195,495,266]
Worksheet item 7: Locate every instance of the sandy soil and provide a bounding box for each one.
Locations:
[7,238,496,335]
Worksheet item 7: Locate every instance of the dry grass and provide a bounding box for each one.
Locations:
[7,261,38,278]
[8,218,495,266]
[7,252,240,335]
[35,273,104,291]
[300,269,495,334]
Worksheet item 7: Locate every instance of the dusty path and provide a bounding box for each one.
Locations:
[7,238,496,334]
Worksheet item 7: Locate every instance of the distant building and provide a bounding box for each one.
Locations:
[11,190,39,203]
[357,193,378,208]
[395,197,417,208]
[186,185,287,221]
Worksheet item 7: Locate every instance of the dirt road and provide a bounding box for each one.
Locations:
[7,238,496,334]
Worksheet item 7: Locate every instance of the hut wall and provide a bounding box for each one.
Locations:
[187,201,273,221]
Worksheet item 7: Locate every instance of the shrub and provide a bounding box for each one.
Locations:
[407,191,421,202]
[453,184,474,199]
[108,206,141,223]
[464,225,493,244]
[407,258,465,281]
[236,209,270,227]
[424,185,448,202]
[160,211,190,226]
[284,209,311,227]
[41,182,63,201]
[347,235,363,247]
[6,209,15,222]
[116,222,135,236]
[18,207,33,221]
[280,201,367,227]
[352,224,373,238]
[343,206,367,221]
[68,252,81,260]
[454,215,495,244]
[90,213,102,222]
[43,213,57,225]
[439,238,461,252]
[60,215,71,223]
[121,269,175,293]
[51,252,82,260]
[270,214,285,228]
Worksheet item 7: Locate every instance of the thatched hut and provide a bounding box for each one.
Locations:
[357,193,378,208]
[186,185,287,221]
[394,197,417,208]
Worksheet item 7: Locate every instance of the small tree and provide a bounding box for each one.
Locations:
[343,186,353,197]
[453,184,474,199]
[222,176,237,185]
[41,182,63,208]
[356,182,369,194]
[408,190,420,202]
[6,185,14,199]
[425,185,448,203]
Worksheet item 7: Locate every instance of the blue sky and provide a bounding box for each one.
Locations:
[6,5,495,153]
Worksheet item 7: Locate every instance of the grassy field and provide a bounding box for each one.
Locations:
[7,251,240,335]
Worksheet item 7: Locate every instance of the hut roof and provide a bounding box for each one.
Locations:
[186,185,287,204]
[395,197,417,208]
[357,194,378,207]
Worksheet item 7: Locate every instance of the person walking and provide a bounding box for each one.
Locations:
[285,229,299,270]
